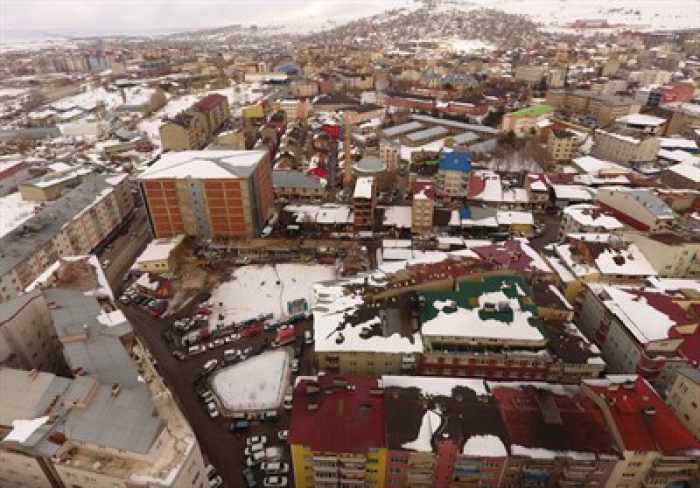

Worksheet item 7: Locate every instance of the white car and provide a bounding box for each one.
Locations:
[246,435,267,447]
[244,442,265,456]
[246,451,266,467]
[277,430,288,442]
[263,476,288,487]
[209,476,223,488]
[206,402,219,418]
[262,462,289,474]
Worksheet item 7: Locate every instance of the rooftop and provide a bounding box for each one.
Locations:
[438,151,471,173]
[194,93,227,112]
[138,150,266,180]
[510,104,554,118]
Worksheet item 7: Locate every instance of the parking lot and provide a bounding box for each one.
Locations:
[118,289,314,488]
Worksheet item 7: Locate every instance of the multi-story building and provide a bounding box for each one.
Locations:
[501,105,554,136]
[626,232,700,279]
[160,93,231,151]
[139,150,274,238]
[411,180,435,235]
[546,129,577,162]
[576,280,700,390]
[591,129,660,167]
[353,176,376,229]
[583,376,700,487]
[435,151,471,200]
[546,89,642,126]
[661,160,700,190]
[666,368,700,440]
[378,139,400,172]
[18,165,92,201]
[637,69,673,87]
[596,188,676,232]
[274,98,310,121]
[289,374,387,488]
[513,65,548,85]
[615,113,667,135]
[0,174,135,303]
[192,93,230,135]
[662,102,700,137]
[272,170,326,201]
[558,203,625,239]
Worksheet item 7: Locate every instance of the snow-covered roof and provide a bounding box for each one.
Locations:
[562,204,624,230]
[666,161,700,183]
[139,150,265,180]
[616,113,667,127]
[135,235,185,265]
[382,206,412,229]
[353,176,374,199]
[571,155,629,175]
[551,184,595,201]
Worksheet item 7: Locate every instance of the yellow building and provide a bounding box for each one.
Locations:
[134,235,185,274]
[289,375,387,488]
[547,128,577,162]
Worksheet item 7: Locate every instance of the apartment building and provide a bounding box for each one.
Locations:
[353,176,376,229]
[626,232,700,279]
[596,188,676,232]
[18,165,92,201]
[661,160,700,190]
[546,128,577,162]
[139,150,274,238]
[289,374,387,488]
[637,69,673,88]
[666,368,700,440]
[575,281,700,390]
[378,139,400,172]
[272,170,326,201]
[0,174,135,303]
[558,203,625,239]
[501,104,554,136]
[160,93,231,151]
[546,89,642,126]
[583,376,700,487]
[411,180,435,235]
[434,151,472,200]
[591,129,661,166]
[274,98,310,121]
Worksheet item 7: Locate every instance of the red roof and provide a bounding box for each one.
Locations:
[309,167,328,179]
[471,239,546,275]
[467,172,485,198]
[493,386,617,456]
[195,93,227,111]
[289,374,385,453]
[585,377,700,453]
[412,181,435,200]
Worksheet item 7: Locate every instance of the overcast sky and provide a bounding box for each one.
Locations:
[1,0,409,31]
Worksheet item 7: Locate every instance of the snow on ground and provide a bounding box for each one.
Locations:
[0,192,40,238]
[211,349,290,412]
[209,264,336,326]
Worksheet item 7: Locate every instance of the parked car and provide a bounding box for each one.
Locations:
[231,420,251,434]
[223,349,239,366]
[304,330,314,345]
[262,462,289,475]
[246,435,267,447]
[206,402,219,418]
[200,390,214,403]
[277,430,289,442]
[205,464,217,479]
[242,468,257,488]
[260,410,278,422]
[246,451,266,467]
[188,345,206,356]
[239,347,253,360]
[224,333,240,343]
[197,308,213,315]
[119,294,131,305]
[242,325,262,338]
[263,476,288,487]
[172,350,186,361]
[208,338,224,349]
[244,443,266,456]
[209,476,223,488]
[291,359,300,374]
[202,359,219,375]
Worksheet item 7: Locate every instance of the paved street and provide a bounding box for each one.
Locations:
[98,208,152,290]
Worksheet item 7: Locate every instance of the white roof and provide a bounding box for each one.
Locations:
[353,176,374,199]
[496,211,534,226]
[616,113,667,127]
[139,150,265,180]
[594,244,657,277]
[571,155,628,175]
[551,184,595,201]
[382,206,412,229]
[666,161,700,183]
[135,235,185,265]
[562,204,624,230]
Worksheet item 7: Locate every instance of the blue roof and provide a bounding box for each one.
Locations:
[438,151,472,172]
[459,207,472,219]
[277,65,299,74]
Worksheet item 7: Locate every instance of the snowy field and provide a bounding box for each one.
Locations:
[211,349,290,412]
[0,193,40,238]
[208,263,336,326]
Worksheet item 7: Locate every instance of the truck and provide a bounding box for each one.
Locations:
[275,327,296,347]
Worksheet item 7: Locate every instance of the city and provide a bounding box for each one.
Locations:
[0,1,699,487]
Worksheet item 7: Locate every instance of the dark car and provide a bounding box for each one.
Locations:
[242,467,257,487]
[231,420,251,433]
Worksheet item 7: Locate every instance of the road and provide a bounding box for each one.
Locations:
[119,300,313,488]
[99,208,152,290]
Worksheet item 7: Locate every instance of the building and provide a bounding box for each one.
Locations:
[0,158,31,197]
[576,281,700,390]
[411,181,435,235]
[666,368,700,440]
[353,176,376,229]
[626,232,700,279]
[661,161,700,190]
[0,174,135,303]
[615,113,667,135]
[583,376,700,487]
[274,98,310,122]
[546,129,577,162]
[115,86,167,115]
[513,65,548,85]
[139,150,274,238]
[378,139,400,172]
[134,234,186,274]
[596,188,676,232]
[501,105,554,136]
[435,151,471,200]
[193,93,230,135]
[546,89,642,126]
[591,129,661,166]
[289,374,387,488]
[272,169,326,201]
[558,204,625,238]
[160,93,231,151]
[18,165,92,201]
[637,69,673,88]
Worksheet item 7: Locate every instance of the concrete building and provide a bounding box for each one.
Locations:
[513,65,548,85]
[0,174,135,303]
[546,89,642,126]
[274,99,309,122]
[139,150,274,238]
[289,374,387,488]
[160,93,231,151]
[411,181,435,235]
[352,176,376,230]
[637,69,673,88]
[666,368,700,440]
[575,281,700,390]
[434,151,471,200]
[596,188,675,232]
[591,129,661,166]
[558,204,625,238]
[546,129,577,162]
[134,235,186,274]
[626,232,700,279]
[378,139,400,172]
[661,161,700,190]
[18,165,92,202]
[272,170,326,201]
[501,105,554,136]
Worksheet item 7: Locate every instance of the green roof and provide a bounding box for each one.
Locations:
[510,104,554,118]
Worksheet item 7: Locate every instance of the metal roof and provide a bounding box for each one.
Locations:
[382,121,424,137]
